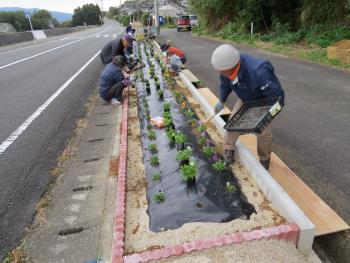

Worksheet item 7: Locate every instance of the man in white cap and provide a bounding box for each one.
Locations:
[211,44,284,169]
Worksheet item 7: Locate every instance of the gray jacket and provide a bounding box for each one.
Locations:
[100,38,124,64]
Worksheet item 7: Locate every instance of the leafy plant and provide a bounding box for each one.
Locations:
[226,182,236,193]
[197,136,206,146]
[202,146,215,158]
[212,159,227,172]
[176,148,193,162]
[157,89,165,97]
[184,109,195,119]
[148,130,156,140]
[154,76,159,82]
[165,128,176,142]
[152,172,161,182]
[150,155,159,166]
[146,124,153,130]
[197,125,206,133]
[164,117,173,127]
[175,131,187,144]
[163,102,171,111]
[146,114,151,121]
[180,162,197,182]
[162,111,172,119]
[148,144,157,153]
[153,191,165,203]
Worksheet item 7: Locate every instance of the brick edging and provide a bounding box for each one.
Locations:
[111,89,129,263]
[123,223,300,263]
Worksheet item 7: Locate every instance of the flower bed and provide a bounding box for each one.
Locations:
[124,41,285,255]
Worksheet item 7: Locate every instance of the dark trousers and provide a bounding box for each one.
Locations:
[104,82,124,101]
[180,55,187,64]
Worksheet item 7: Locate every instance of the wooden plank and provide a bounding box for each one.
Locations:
[182,69,200,83]
[198,88,231,115]
[239,134,349,236]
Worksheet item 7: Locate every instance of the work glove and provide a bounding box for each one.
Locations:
[214,101,224,114]
[122,78,131,87]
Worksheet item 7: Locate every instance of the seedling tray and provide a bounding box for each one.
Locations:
[224,97,283,134]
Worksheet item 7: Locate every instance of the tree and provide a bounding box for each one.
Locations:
[72,4,102,26]
[31,9,52,29]
[0,11,30,31]
[108,7,120,18]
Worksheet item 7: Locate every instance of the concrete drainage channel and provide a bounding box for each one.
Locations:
[110,40,318,263]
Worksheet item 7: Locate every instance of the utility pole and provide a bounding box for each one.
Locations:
[154,0,159,34]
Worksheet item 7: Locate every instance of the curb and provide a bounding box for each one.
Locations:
[123,224,300,263]
[111,88,129,263]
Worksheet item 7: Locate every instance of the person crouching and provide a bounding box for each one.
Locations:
[98,55,130,105]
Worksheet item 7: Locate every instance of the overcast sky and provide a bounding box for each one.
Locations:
[0,0,126,13]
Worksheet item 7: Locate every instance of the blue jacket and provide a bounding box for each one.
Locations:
[219,54,284,103]
[99,63,124,100]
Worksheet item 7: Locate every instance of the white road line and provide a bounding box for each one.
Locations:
[0,50,101,155]
[0,28,123,155]
[0,26,111,70]
[95,35,101,38]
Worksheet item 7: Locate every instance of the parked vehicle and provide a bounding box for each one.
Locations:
[189,15,198,27]
[177,15,191,32]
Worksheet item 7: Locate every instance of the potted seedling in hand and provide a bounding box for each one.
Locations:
[175,131,187,150]
[176,147,192,165]
[180,162,197,183]
[150,155,159,166]
[212,159,227,173]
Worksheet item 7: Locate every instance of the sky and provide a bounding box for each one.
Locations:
[0,0,126,13]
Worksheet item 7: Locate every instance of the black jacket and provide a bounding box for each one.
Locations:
[100,38,124,64]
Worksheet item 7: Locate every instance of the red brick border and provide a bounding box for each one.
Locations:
[111,89,129,263]
[123,223,300,263]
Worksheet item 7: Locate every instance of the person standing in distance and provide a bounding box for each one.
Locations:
[211,44,285,169]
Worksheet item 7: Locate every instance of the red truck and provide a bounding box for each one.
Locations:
[177,15,191,32]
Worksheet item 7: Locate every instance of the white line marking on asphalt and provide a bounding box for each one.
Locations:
[72,193,87,200]
[0,50,101,155]
[0,26,111,70]
[95,35,101,38]
[104,34,110,37]
[0,28,123,155]
[60,37,69,40]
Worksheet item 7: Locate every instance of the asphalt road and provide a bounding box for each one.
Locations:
[159,29,350,260]
[0,21,124,259]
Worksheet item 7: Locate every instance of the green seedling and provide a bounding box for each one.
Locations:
[163,102,171,112]
[150,155,159,166]
[185,109,195,119]
[154,76,159,82]
[148,130,156,140]
[146,124,153,130]
[202,146,215,158]
[148,144,157,153]
[152,172,161,182]
[157,89,165,96]
[162,111,172,119]
[165,128,176,143]
[226,182,236,193]
[175,131,187,144]
[197,136,206,146]
[212,159,227,172]
[146,114,151,121]
[164,117,173,128]
[153,191,165,203]
[197,125,206,133]
[176,148,193,162]
[180,162,197,182]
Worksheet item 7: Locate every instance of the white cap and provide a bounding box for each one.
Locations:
[211,44,240,71]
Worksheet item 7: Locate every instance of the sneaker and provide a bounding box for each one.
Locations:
[260,159,270,170]
[110,98,121,105]
[224,149,235,164]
